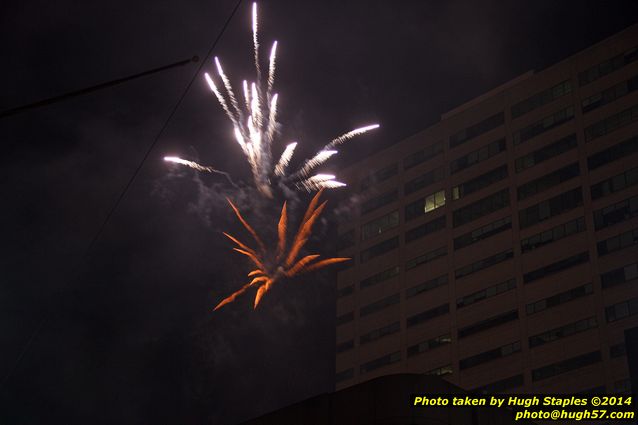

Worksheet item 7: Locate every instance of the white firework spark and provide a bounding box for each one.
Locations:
[166,2,379,197]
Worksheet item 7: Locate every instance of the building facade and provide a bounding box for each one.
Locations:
[335,24,638,396]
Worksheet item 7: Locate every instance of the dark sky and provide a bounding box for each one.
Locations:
[1,1,638,424]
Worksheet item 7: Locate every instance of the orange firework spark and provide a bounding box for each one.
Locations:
[214,189,350,310]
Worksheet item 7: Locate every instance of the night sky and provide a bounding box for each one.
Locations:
[2,1,638,424]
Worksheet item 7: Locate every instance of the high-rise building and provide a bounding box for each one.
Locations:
[335,23,638,397]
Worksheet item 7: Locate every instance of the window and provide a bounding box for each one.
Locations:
[450,112,504,148]
[406,304,449,328]
[360,293,400,317]
[532,351,602,382]
[523,252,589,284]
[455,249,514,279]
[360,163,398,191]
[360,351,401,374]
[579,46,638,86]
[361,210,399,241]
[405,215,445,243]
[601,262,638,289]
[588,135,638,171]
[454,216,511,250]
[425,364,453,377]
[453,189,510,227]
[452,165,508,200]
[526,283,593,315]
[337,285,354,298]
[405,167,445,195]
[335,368,354,382]
[361,189,398,215]
[593,195,638,230]
[590,166,638,200]
[360,266,400,290]
[406,274,448,298]
[450,138,506,175]
[512,80,572,118]
[610,343,626,358]
[472,375,524,394]
[517,163,580,201]
[458,309,518,339]
[460,341,521,370]
[336,311,354,326]
[605,296,638,322]
[582,74,638,113]
[360,322,400,345]
[513,106,575,145]
[529,316,598,348]
[597,228,638,256]
[337,229,355,251]
[521,217,586,253]
[405,190,446,221]
[404,141,444,170]
[515,134,577,173]
[407,333,451,358]
[336,340,354,353]
[360,236,399,263]
[519,188,583,229]
[457,278,516,309]
[405,246,447,270]
[585,104,638,142]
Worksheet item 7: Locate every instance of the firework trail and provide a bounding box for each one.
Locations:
[165,2,379,198]
[214,189,350,310]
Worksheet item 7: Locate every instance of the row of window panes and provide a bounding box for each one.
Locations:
[360,163,398,191]
[360,293,400,317]
[360,236,399,263]
[406,304,449,328]
[361,210,399,241]
[512,80,572,118]
[459,341,521,370]
[405,215,445,243]
[515,134,577,173]
[406,274,448,298]
[452,165,508,200]
[360,321,400,345]
[457,278,516,309]
[597,228,638,256]
[521,217,585,253]
[455,249,514,279]
[454,216,512,250]
[425,365,453,377]
[453,189,510,227]
[405,167,445,195]
[336,339,354,353]
[605,297,638,322]
[335,368,354,382]
[591,166,638,200]
[407,333,451,358]
[360,266,400,289]
[532,351,601,382]
[513,106,574,145]
[405,246,447,270]
[517,162,580,201]
[450,112,504,148]
[523,252,589,284]
[405,190,446,221]
[451,138,506,175]
[582,74,638,113]
[404,141,444,170]
[458,309,518,338]
[529,316,598,348]
[588,135,638,171]
[585,104,638,142]
[579,46,638,86]
[336,312,354,326]
[337,285,354,298]
[526,283,593,315]
[361,189,398,215]
[519,188,582,229]
[593,195,638,231]
[601,262,638,289]
[360,351,401,374]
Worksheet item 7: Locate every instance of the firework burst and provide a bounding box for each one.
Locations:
[215,189,350,310]
[165,2,379,198]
